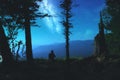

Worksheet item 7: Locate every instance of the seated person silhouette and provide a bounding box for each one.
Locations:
[48,50,56,62]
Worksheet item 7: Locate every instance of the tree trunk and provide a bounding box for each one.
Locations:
[66,28,70,61]
[99,13,108,56]
[25,17,33,63]
[65,2,70,61]
[0,25,14,64]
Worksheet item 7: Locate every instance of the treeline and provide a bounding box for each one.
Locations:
[102,0,120,55]
[0,0,120,64]
[0,0,74,64]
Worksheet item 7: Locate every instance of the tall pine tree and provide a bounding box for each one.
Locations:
[0,0,43,63]
[60,0,73,61]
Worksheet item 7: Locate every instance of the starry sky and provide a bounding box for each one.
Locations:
[17,0,105,47]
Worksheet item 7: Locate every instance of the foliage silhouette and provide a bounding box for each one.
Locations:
[102,0,120,54]
[0,0,15,64]
[0,23,14,64]
[0,0,51,63]
[60,0,73,61]
[94,12,108,57]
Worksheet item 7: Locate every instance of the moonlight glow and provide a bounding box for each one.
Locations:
[39,0,62,33]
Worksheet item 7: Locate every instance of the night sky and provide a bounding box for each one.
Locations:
[17,0,105,47]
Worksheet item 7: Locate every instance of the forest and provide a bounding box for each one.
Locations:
[0,0,120,80]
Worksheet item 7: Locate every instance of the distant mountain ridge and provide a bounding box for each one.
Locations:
[33,40,94,59]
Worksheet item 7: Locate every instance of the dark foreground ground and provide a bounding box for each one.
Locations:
[0,56,120,80]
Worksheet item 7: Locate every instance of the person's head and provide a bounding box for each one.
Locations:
[51,50,54,53]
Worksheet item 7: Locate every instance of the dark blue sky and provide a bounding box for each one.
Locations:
[17,0,105,47]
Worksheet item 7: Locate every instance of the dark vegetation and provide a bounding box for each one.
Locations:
[0,57,120,80]
[0,0,120,80]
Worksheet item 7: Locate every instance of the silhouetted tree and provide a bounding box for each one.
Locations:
[0,20,14,64]
[0,0,15,64]
[0,0,51,63]
[20,0,36,62]
[102,0,120,54]
[2,0,43,63]
[11,0,49,62]
[5,18,24,57]
[19,0,50,62]
[60,0,73,61]
[15,40,22,61]
[104,0,120,35]
[94,12,108,56]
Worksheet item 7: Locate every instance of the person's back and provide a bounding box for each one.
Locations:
[48,50,56,61]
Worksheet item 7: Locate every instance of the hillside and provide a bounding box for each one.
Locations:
[33,40,94,59]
